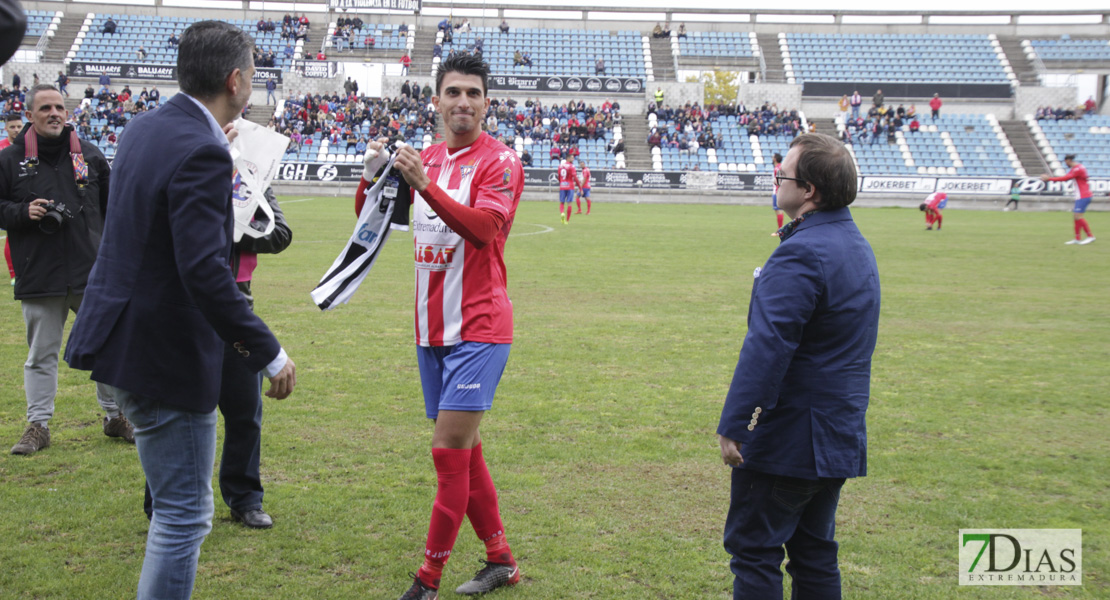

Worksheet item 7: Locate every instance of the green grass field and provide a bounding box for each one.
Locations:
[1,197,1107,599]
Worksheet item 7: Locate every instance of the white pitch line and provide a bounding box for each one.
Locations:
[510,223,555,237]
[278,198,317,204]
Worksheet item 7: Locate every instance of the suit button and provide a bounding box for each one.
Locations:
[241,350,250,357]
[747,424,755,431]
[754,407,762,414]
[233,342,242,349]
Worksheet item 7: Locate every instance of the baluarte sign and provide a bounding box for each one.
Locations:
[69,61,282,84]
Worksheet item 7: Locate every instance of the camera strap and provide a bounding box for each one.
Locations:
[23,126,89,191]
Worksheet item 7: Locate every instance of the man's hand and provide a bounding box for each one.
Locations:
[719,434,743,467]
[27,199,50,221]
[392,143,432,192]
[223,122,239,145]
[265,358,296,399]
[1040,173,1051,182]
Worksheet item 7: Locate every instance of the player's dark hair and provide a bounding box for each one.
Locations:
[1064,154,1076,162]
[177,20,254,101]
[435,53,488,96]
[26,84,60,111]
[5,112,23,122]
[919,203,927,211]
[789,132,857,210]
[773,152,782,164]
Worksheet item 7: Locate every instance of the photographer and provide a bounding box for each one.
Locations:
[0,84,128,455]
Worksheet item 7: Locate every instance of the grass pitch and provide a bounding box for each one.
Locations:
[1,197,1107,599]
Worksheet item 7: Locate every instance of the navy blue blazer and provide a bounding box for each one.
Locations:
[65,94,281,412]
[717,207,880,480]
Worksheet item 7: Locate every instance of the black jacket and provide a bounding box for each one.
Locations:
[232,187,292,308]
[0,123,110,299]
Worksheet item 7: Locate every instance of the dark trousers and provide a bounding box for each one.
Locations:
[145,342,265,516]
[725,469,846,600]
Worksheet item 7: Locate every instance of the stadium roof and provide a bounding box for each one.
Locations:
[440,0,1108,13]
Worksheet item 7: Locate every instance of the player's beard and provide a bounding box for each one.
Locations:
[447,111,476,136]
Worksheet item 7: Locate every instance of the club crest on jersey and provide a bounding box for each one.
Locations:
[460,164,476,178]
[503,168,512,185]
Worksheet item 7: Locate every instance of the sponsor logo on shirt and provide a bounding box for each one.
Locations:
[415,243,457,271]
[456,383,481,390]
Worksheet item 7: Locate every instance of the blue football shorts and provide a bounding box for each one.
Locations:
[559,189,574,204]
[579,188,590,198]
[772,193,779,211]
[417,342,511,419]
[1073,197,1092,213]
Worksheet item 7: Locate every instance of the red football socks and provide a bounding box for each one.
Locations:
[418,448,473,589]
[1074,220,1083,239]
[934,214,942,229]
[1079,218,1092,238]
[575,197,581,212]
[586,199,591,214]
[776,213,784,228]
[466,443,514,565]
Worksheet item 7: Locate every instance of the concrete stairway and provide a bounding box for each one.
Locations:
[997,37,1041,86]
[1000,120,1049,176]
[648,35,674,81]
[411,27,436,77]
[621,116,653,170]
[756,34,786,84]
[44,14,83,63]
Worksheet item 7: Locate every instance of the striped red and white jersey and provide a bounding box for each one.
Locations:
[412,132,523,347]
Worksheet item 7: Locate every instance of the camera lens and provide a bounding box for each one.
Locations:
[39,210,63,234]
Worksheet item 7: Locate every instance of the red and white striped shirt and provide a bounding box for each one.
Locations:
[1047,163,1090,200]
[413,132,523,346]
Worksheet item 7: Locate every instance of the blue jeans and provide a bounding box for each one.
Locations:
[115,387,217,600]
[725,469,846,600]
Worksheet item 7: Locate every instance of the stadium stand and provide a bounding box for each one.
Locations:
[71,14,297,69]
[1026,38,1110,62]
[24,10,61,39]
[436,27,646,78]
[326,21,412,53]
[781,33,1013,85]
[647,104,803,172]
[272,93,433,164]
[677,31,756,60]
[1030,114,1110,176]
[486,99,622,169]
[837,113,1024,176]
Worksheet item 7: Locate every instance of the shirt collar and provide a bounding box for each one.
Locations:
[180,93,230,151]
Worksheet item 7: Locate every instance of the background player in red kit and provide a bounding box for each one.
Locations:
[575,160,592,215]
[558,156,576,224]
[771,153,784,235]
[359,53,524,600]
[1042,154,1096,245]
[1,113,20,283]
[920,191,947,230]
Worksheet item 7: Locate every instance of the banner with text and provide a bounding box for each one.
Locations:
[329,0,421,10]
[294,60,339,79]
[488,75,644,95]
[69,61,177,81]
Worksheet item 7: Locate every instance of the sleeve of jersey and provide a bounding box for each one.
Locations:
[418,182,506,248]
[354,176,370,216]
[1047,170,1077,183]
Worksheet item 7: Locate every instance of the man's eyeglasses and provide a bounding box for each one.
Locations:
[775,172,807,188]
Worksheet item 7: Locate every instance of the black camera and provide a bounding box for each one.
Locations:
[39,200,76,234]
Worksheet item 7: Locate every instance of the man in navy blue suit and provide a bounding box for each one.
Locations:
[717,132,880,600]
[65,21,296,599]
